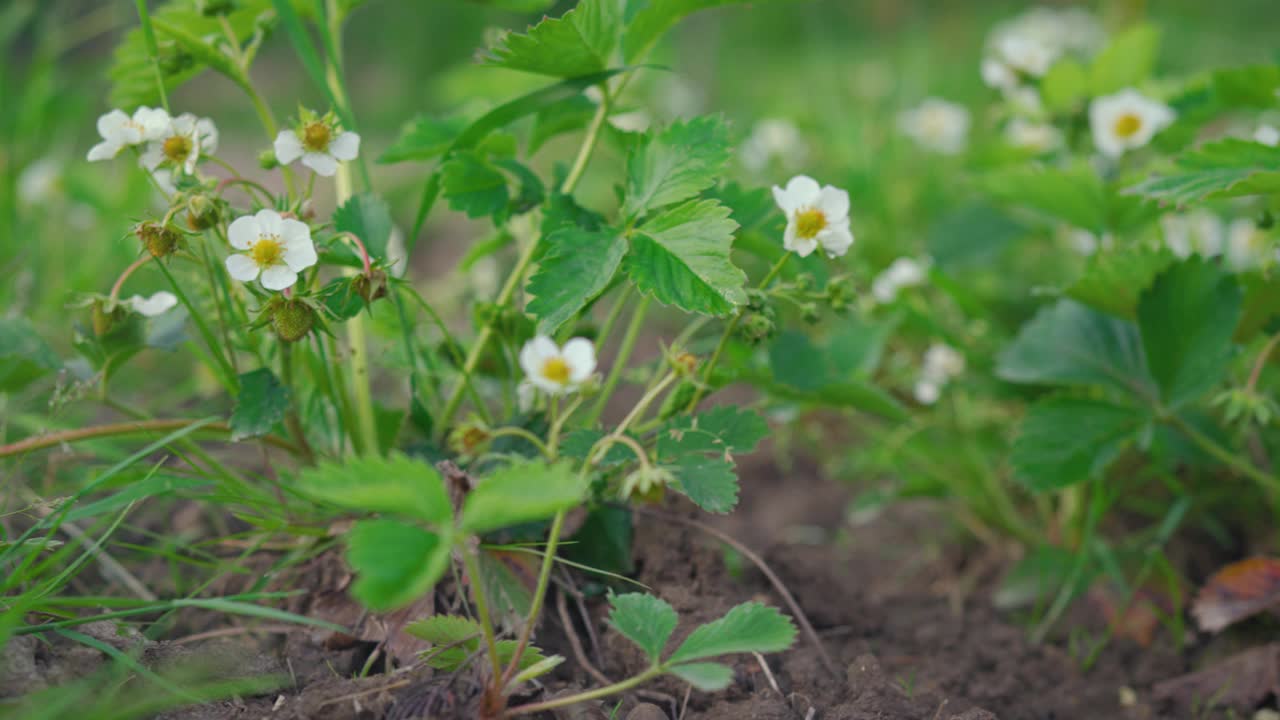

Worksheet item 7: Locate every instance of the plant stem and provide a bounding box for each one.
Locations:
[499,509,568,686]
[560,88,611,195]
[1246,330,1280,393]
[0,419,298,459]
[134,0,169,112]
[108,256,151,301]
[1167,413,1280,493]
[460,544,505,682]
[686,254,791,412]
[586,296,651,427]
[280,343,316,464]
[486,427,551,459]
[332,165,379,455]
[505,667,663,716]
[153,258,239,393]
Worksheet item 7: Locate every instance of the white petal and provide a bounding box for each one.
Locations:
[561,338,597,383]
[301,152,338,176]
[225,253,260,282]
[282,235,318,271]
[528,374,567,395]
[329,132,360,161]
[87,140,121,162]
[818,224,855,258]
[139,143,164,170]
[817,185,850,222]
[783,221,818,258]
[260,264,299,291]
[196,117,219,154]
[134,107,171,141]
[97,110,129,139]
[171,113,196,134]
[254,208,283,236]
[913,380,941,405]
[127,291,178,317]
[519,336,560,380]
[778,175,821,210]
[227,215,260,250]
[274,131,304,165]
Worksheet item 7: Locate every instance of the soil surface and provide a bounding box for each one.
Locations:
[3,454,1273,719]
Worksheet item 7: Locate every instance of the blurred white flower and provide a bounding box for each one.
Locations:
[1005,118,1061,152]
[1227,218,1270,271]
[871,257,930,304]
[1006,86,1044,117]
[125,292,178,317]
[18,157,61,206]
[771,175,854,259]
[141,113,217,175]
[981,58,1019,92]
[1255,124,1280,147]
[898,99,970,155]
[519,336,596,395]
[1064,227,1113,256]
[275,120,360,177]
[1089,89,1175,158]
[992,33,1056,77]
[914,343,965,405]
[517,380,537,413]
[741,118,808,172]
[87,106,169,162]
[608,110,651,133]
[385,225,408,278]
[1160,211,1224,259]
[151,168,178,197]
[224,209,317,291]
[983,7,1105,86]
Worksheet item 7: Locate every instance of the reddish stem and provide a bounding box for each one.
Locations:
[108,256,151,302]
[338,231,373,276]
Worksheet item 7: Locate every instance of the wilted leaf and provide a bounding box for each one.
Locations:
[1192,557,1280,633]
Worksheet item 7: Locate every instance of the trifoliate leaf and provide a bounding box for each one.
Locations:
[406,614,548,671]
[460,459,589,534]
[1137,258,1243,408]
[666,455,739,514]
[666,602,796,665]
[441,151,509,220]
[1127,139,1280,208]
[996,300,1155,401]
[229,368,291,441]
[669,662,734,691]
[333,193,394,262]
[1066,246,1176,319]
[623,199,747,317]
[295,453,452,526]
[485,0,624,77]
[608,592,678,662]
[624,116,732,218]
[379,114,471,164]
[526,228,627,335]
[0,317,60,392]
[1088,24,1160,96]
[345,519,451,611]
[657,406,768,458]
[558,429,636,467]
[1010,397,1148,491]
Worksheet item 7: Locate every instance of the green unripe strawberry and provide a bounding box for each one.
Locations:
[271,299,315,343]
[134,221,182,259]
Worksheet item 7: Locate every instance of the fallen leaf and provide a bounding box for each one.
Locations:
[1154,643,1280,712]
[1192,557,1280,633]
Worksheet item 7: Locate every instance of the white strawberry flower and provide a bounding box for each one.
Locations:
[898,99,970,155]
[771,175,854,259]
[1226,219,1270,271]
[1089,89,1175,158]
[1255,124,1280,147]
[741,119,809,173]
[141,113,218,175]
[224,209,317,291]
[87,107,170,162]
[992,32,1056,78]
[981,58,1019,92]
[1005,118,1062,153]
[125,292,178,317]
[1160,211,1224,259]
[274,117,360,177]
[871,257,930,304]
[914,343,965,405]
[519,336,596,396]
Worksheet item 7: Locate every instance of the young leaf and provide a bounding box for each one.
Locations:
[333,193,394,262]
[1127,139,1280,208]
[1137,258,1243,408]
[0,317,60,392]
[608,592,678,663]
[668,662,734,691]
[459,459,588,534]
[295,453,452,525]
[407,614,548,671]
[345,519,451,611]
[1010,397,1147,491]
[624,117,732,218]
[996,300,1155,401]
[623,199,747,316]
[665,455,739,514]
[526,228,627,334]
[229,368,291,441]
[485,0,623,77]
[1089,24,1160,95]
[665,602,796,665]
[657,406,768,458]
[441,151,510,221]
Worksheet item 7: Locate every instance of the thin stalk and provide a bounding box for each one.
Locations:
[460,545,505,681]
[592,286,633,352]
[686,254,791,412]
[153,258,238,392]
[505,667,663,716]
[486,427,551,459]
[499,509,568,686]
[108,256,150,301]
[560,89,611,195]
[1167,413,1280,493]
[585,296,650,427]
[332,165,378,455]
[1246,330,1280,393]
[400,285,490,424]
[280,343,316,464]
[0,419,299,459]
[134,0,169,112]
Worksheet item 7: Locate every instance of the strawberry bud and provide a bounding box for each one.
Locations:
[134,221,182,259]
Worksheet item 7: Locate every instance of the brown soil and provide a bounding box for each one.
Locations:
[3,457,1271,720]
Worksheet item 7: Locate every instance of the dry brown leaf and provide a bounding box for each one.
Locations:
[1192,557,1280,633]
[1154,644,1280,712]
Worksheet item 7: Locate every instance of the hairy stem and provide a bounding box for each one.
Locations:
[499,509,568,686]
[461,544,505,682]
[504,667,662,716]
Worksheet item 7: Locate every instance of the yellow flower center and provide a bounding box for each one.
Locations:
[1113,113,1142,139]
[163,135,193,163]
[250,235,284,268]
[541,357,571,385]
[795,208,827,239]
[302,122,332,152]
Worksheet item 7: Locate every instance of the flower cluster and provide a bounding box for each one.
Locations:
[89,106,218,179]
[981,6,1105,92]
